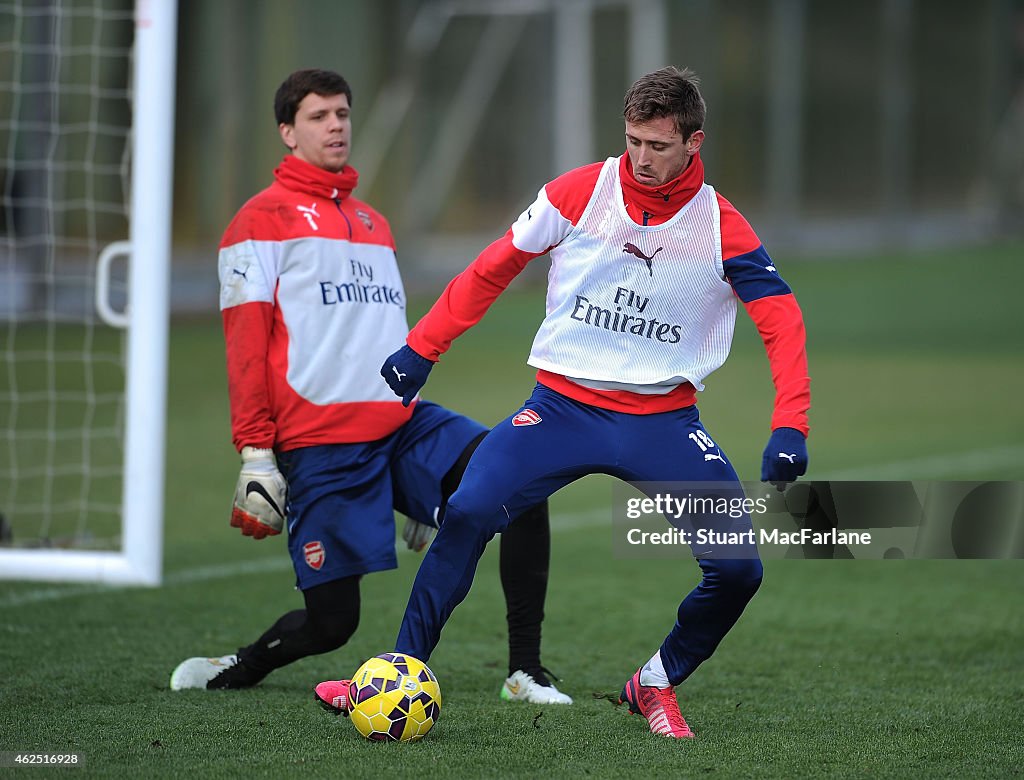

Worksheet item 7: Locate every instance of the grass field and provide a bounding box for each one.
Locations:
[2,242,1023,778]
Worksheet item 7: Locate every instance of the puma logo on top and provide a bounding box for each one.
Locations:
[297,203,320,231]
[622,242,664,276]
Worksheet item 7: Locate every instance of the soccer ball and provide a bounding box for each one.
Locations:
[348,653,442,742]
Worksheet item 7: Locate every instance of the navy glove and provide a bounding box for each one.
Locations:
[761,427,808,491]
[380,345,434,407]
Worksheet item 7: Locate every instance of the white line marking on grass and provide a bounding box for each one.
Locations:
[0,584,115,608]
[164,556,293,584]
[0,513,610,609]
[0,557,292,609]
[550,508,607,532]
[815,444,1024,481]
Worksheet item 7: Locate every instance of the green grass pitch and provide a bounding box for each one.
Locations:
[1,242,1022,777]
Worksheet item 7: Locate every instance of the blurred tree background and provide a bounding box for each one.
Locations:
[3,0,1023,309]
[170,0,1024,278]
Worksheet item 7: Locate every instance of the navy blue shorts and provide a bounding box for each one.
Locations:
[275,401,486,589]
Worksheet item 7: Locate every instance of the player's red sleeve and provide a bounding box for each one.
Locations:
[407,162,601,360]
[222,301,276,450]
[717,192,810,435]
[543,162,603,225]
[743,293,810,435]
[717,193,762,261]
[407,230,542,360]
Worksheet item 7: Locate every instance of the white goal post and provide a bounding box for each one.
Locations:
[0,0,177,585]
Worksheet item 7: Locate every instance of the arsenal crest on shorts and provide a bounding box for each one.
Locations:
[511,409,542,427]
[304,540,325,570]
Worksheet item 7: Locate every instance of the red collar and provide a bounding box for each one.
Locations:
[618,151,704,218]
[274,154,359,201]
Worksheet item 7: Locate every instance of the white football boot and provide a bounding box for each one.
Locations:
[170,654,242,690]
[500,669,573,705]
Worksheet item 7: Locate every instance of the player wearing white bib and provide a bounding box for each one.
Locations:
[377,66,811,738]
[169,69,569,707]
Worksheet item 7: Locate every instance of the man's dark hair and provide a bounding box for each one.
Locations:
[623,66,706,141]
[274,69,353,126]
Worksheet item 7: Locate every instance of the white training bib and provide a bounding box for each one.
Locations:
[527,157,737,391]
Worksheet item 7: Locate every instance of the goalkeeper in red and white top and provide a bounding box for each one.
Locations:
[380,66,811,738]
[169,69,570,706]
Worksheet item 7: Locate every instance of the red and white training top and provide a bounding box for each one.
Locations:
[408,151,810,434]
[219,155,414,452]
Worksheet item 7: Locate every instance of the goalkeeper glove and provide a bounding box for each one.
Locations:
[230,446,287,539]
[761,427,808,491]
[402,517,436,552]
[380,345,434,407]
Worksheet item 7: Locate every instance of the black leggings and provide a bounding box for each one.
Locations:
[239,433,551,678]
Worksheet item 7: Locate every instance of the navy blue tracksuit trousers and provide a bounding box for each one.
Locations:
[396,383,763,686]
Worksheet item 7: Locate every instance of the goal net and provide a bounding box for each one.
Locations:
[0,0,176,584]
